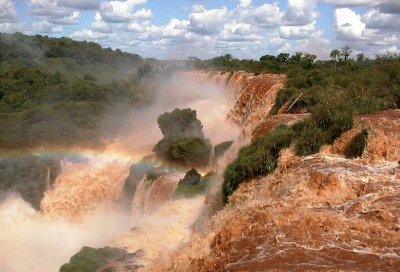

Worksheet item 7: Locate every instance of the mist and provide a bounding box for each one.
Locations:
[0,194,132,272]
[0,68,242,271]
[103,70,240,157]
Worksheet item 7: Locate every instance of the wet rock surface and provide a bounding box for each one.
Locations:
[180,169,201,185]
[0,155,61,209]
[153,152,400,272]
[147,106,400,271]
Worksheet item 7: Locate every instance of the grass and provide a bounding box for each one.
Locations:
[345,129,369,158]
[223,125,294,202]
[174,172,216,199]
[59,247,133,272]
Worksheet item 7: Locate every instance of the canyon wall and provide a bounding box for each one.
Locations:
[178,71,287,135]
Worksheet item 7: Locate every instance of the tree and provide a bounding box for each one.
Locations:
[302,54,317,69]
[330,49,340,72]
[341,45,352,61]
[277,53,290,62]
[290,52,303,64]
[356,53,365,64]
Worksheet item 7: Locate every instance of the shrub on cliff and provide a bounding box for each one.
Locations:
[169,137,211,167]
[294,119,324,156]
[310,92,354,144]
[174,171,215,199]
[153,108,211,167]
[345,129,369,158]
[59,246,140,272]
[223,125,294,202]
[214,140,234,159]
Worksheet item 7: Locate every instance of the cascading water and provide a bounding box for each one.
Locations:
[41,158,131,220]
[0,70,285,271]
[132,173,184,216]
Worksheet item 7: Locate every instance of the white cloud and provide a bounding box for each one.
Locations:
[239,0,252,8]
[48,11,80,25]
[376,0,400,14]
[56,0,99,10]
[321,0,374,7]
[161,19,189,39]
[363,9,400,29]
[30,0,80,25]
[0,22,24,33]
[240,3,283,28]
[188,6,228,35]
[0,0,17,23]
[334,8,366,40]
[33,21,63,33]
[219,21,261,41]
[99,0,150,23]
[70,29,109,40]
[90,12,112,33]
[280,21,317,39]
[322,0,400,14]
[284,0,318,26]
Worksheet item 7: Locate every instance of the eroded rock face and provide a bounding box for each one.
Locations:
[178,71,287,134]
[329,110,400,162]
[0,155,61,210]
[152,151,400,272]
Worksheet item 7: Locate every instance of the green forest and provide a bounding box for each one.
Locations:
[1,33,399,157]
[0,33,159,150]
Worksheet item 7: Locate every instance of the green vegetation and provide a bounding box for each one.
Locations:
[187,49,400,117]
[214,140,234,159]
[211,48,399,202]
[59,246,139,272]
[345,129,369,159]
[293,120,324,156]
[153,109,212,168]
[223,125,294,202]
[169,137,211,167]
[1,32,143,83]
[0,33,158,151]
[175,171,216,199]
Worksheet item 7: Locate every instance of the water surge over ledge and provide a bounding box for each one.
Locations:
[0,71,287,271]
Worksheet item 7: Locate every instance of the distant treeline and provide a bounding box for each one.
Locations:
[210,49,400,202]
[0,33,163,150]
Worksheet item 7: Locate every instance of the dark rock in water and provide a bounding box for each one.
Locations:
[174,170,214,199]
[153,109,212,168]
[122,163,152,209]
[180,168,201,185]
[60,246,144,272]
[0,154,61,209]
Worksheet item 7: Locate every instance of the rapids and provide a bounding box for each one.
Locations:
[0,70,296,271]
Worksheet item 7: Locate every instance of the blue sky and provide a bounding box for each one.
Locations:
[1,0,399,59]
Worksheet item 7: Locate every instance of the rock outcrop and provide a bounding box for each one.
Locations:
[0,155,61,210]
[150,146,400,271]
[178,71,287,135]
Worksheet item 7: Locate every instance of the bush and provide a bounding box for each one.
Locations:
[169,137,211,167]
[223,125,294,202]
[60,247,136,272]
[311,92,353,144]
[294,120,324,156]
[214,140,233,158]
[153,108,211,167]
[174,172,215,199]
[345,129,369,158]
